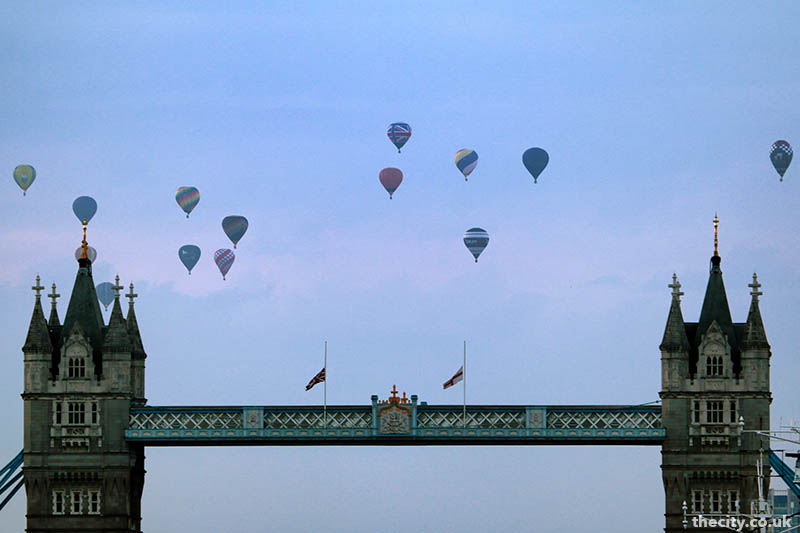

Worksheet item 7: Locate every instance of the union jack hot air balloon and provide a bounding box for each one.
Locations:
[387,123,411,153]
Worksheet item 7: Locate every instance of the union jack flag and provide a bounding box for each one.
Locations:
[305,367,326,391]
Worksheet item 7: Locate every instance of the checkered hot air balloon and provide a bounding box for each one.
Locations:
[13,165,36,196]
[463,227,489,263]
[387,123,411,153]
[454,149,479,181]
[175,187,200,218]
[770,140,792,181]
[214,248,235,280]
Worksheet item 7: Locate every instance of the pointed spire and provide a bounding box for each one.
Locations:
[23,275,53,353]
[661,273,690,351]
[61,240,105,350]
[742,273,769,350]
[47,283,61,326]
[126,283,146,360]
[696,215,737,348]
[103,276,130,352]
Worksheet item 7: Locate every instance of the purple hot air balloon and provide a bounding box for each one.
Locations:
[214,248,235,280]
[379,168,403,199]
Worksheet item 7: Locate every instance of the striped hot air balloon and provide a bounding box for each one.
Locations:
[222,216,248,248]
[387,123,411,152]
[175,187,200,218]
[463,228,489,263]
[454,149,478,181]
[770,140,792,181]
[74,245,97,263]
[214,248,235,280]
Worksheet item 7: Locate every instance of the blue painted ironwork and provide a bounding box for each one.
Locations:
[0,450,23,512]
[125,399,664,445]
[769,449,800,499]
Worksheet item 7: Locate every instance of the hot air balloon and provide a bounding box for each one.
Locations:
[522,148,549,183]
[222,216,248,249]
[379,168,403,199]
[72,196,98,224]
[454,149,478,181]
[463,228,489,262]
[74,245,97,263]
[13,165,36,196]
[95,282,114,311]
[214,248,235,280]
[178,245,201,275]
[175,186,200,217]
[770,140,793,181]
[387,123,411,153]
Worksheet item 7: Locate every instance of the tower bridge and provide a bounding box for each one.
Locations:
[8,219,789,532]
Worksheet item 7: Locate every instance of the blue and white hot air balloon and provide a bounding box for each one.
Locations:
[463,228,489,263]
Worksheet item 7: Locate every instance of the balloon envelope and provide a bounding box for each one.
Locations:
[95,282,114,311]
[463,227,489,262]
[74,246,97,263]
[214,248,235,280]
[770,140,793,181]
[522,148,549,183]
[379,168,403,199]
[13,165,36,195]
[387,123,411,152]
[72,196,98,224]
[454,149,478,180]
[175,186,200,217]
[178,245,201,274]
[222,216,248,248]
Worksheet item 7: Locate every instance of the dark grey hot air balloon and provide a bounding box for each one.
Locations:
[463,227,489,262]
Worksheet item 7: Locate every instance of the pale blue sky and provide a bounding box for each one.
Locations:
[2,3,799,532]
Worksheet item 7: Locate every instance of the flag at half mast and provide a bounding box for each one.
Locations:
[443,366,463,389]
[305,368,325,391]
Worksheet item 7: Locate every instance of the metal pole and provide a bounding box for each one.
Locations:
[463,340,466,429]
[324,340,327,429]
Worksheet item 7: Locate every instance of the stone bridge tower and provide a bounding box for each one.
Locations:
[660,217,771,531]
[21,228,147,532]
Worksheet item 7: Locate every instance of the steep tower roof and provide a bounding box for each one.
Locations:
[126,282,147,360]
[23,276,53,353]
[47,282,61,326]
[61,257,105,350]
[660,274,690,351]
[741,273,769,350]
[694,216,737,350]
[102,276,131,352]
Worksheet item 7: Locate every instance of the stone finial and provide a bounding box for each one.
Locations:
[668,273,684,303]
[748,273,762,302]
[126,283,138,308]
[112,275,124,300]
[32,275,44,300]
[48,283,60,311]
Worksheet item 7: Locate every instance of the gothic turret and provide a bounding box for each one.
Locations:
[23,276,53,354]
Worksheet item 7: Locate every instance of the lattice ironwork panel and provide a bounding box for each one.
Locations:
[546,410,661,430]
[263,411,372,429]
[417,410,525,429]
[129,411,241,430]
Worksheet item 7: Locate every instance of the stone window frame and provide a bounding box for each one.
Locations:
[705,401,724,423]
[692,489,704,513]
[70,490,82,514]
[88,489,101,515]
[710,490,721,513]
[52,490,65,515]
[728,490,739,513]
[67,357,86,378]
[67,402,86,425]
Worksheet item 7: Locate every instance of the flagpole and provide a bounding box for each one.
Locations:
[463,340,466,429]
[323,340,327,429]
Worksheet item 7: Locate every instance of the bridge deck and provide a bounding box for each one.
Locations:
[125,402,664,446]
